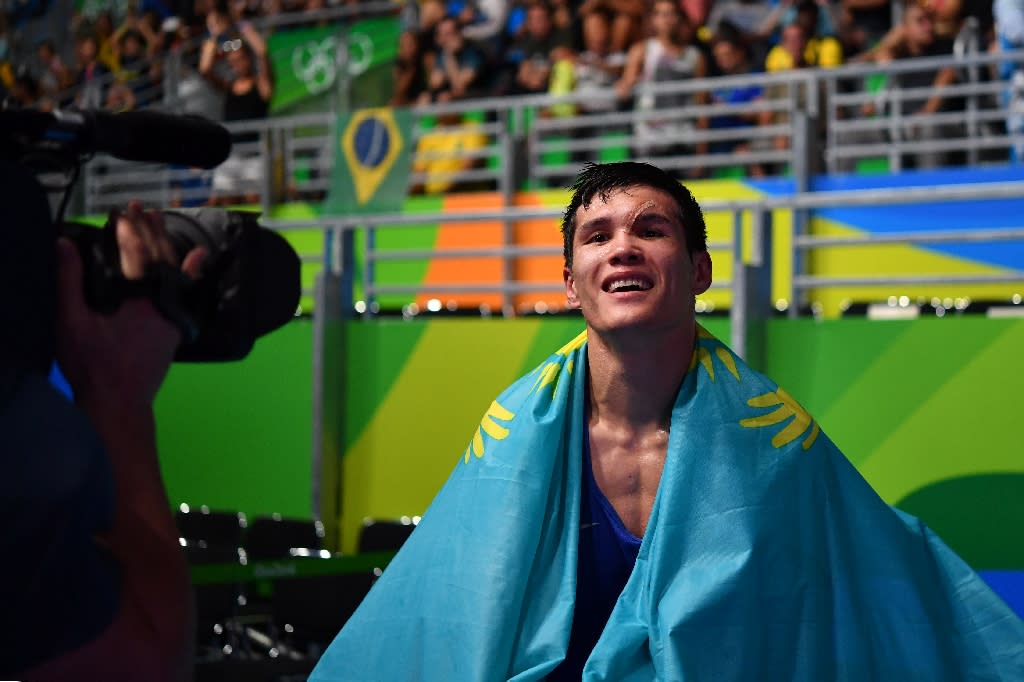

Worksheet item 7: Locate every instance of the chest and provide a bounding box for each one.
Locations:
[588,430,669,537]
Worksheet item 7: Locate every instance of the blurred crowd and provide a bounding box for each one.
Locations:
[0,0,318,114]
[1,0,1022,194]
[390,0,1007,105]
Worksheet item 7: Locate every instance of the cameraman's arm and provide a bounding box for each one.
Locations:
[25,204,204,681]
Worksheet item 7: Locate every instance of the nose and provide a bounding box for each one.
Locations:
[608,231,643,264]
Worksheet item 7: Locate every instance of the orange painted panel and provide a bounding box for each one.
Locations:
[417,192,506,311]
[512,191,567,311]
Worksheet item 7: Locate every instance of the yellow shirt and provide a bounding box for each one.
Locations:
[413,124,489,194]
[765,36,843,72]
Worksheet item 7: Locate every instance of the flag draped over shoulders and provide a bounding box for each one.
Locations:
[310,328,1024,681]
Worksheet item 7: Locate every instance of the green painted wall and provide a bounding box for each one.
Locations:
[764,317,1024,569]
[156,316,1024,569]
[156,319,314,520]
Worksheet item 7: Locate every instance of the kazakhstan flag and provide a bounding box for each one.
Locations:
[323,107,413,215]
[311,328,1024,680]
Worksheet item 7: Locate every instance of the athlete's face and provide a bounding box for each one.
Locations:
[564,185,711,339]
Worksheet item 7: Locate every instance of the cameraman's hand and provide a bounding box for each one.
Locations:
[55,200,206,410]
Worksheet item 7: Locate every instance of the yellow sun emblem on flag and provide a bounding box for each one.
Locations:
[531,330,586,396]
[689,328,740,383]
[463,400,515,464]
[740,386,820,450]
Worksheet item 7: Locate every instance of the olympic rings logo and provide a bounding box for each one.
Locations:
[290,32,375,95]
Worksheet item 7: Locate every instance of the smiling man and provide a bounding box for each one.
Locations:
[552,164,713,677]
[311,162,1024,681]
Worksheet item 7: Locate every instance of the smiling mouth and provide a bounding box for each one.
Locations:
[605,278,653,293]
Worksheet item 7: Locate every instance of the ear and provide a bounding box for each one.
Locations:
[564,265,581,309]
[692,251,712,296]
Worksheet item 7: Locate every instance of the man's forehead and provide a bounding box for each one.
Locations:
[575,186,679,221]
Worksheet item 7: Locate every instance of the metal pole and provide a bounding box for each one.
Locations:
[500,109,516,317]
[730,209,746,359]
[311,225,353,551]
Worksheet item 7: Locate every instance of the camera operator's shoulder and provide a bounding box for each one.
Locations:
[1,374,110,505]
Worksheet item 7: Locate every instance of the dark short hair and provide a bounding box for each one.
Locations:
[560,162,708,267]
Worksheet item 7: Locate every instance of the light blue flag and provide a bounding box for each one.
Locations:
[311,328,1024,681]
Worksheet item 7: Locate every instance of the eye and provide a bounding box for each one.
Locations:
[641,229,663,238]
[586,232,609,244]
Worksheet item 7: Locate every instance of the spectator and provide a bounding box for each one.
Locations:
[870,0,959,169]
[705,0,777,65]
[4,68,43,109]
[572,8,626,114]
[839,0,892,58]
[420,14,487,103]
[707,28,766,176]
[460,0,511,63]
[391,28,429,106]
[576,0,644,55]
[200,19,274,205]
[763,0,844,71]
[416,0,448,57]
[167,36,222,207]
[93,11,122,73]
[33,39,74,98]
[508,1,574,96]
[109,29,159,109]
[72,32,112,109]
[858,0,964,59]
[993,0,1024,161]
[112,3,163,61]
[927,0,965,41]
[411,111,491,194]
[615,0,708,166]
[757,21,822,171]
[759,1,842,56]
[681,0,714,31]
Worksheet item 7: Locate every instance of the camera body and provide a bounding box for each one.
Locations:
[0,108,301,363]
[62,208,300,361]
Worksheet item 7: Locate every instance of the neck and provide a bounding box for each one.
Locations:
[586,323,695,433]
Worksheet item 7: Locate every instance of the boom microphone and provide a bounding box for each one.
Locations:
[0,108,232,169]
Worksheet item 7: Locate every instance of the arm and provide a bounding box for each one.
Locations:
[842,0,888,9]
[757,0,793,38]
[614,41,645,100]
[447,49,482,96]
[391,62,416,105]
[606,0,644,18]
[462,0,510,41]
[25,203,206,681]
[242,24,274,102]
[916,65,957,115]
[198,38,228,91]
[852,24,904,63]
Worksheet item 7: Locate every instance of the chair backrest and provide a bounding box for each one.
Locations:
[271,572,376,647]
[244,515,325,562]
[175,505,247,549]
[357,518,416,554]
[183,542,246,566]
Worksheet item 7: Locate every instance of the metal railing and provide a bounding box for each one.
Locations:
[76,45,1024,216]
[262,179,1024,357]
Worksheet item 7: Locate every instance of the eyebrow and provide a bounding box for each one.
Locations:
[575,217,613,237]
[576,210,675,237]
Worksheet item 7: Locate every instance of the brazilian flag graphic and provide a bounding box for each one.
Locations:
[324,107,413,215]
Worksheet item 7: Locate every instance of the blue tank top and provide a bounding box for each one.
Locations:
[550,424,643,679]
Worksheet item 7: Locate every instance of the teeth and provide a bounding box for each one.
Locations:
[608,279,652,292]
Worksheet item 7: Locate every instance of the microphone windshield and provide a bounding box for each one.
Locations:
[92,111,233,169]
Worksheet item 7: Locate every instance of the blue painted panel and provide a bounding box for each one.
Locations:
[979,570,1024,619]
[746,168,1024,271]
